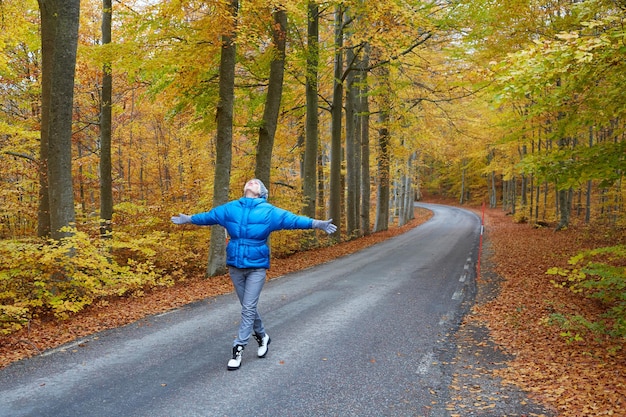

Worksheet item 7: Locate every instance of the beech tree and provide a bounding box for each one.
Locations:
[344,7,360,237]
[302,1,319,219]
[358,46,371,235]
[254,6,287,190]
[207,0,239,277]
[38,0,80,240]
[329,4,343,240]
[373,62,390,232]
[99,0,113,236]
[37,0,54,238]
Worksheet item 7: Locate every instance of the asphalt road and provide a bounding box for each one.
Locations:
[1,203,487,417]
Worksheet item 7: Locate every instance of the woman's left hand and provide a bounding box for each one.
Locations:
[171,214,192,224]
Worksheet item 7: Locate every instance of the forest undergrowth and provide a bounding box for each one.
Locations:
[1,202,625,416]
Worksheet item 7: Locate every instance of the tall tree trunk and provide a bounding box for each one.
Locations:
[207,0,238,277]
[374,65,390,233]
[487,149,497,208]
[490,173,497,208]
[99,0,113,237]
[255,7,287,189]
[511,176,516,215]
[535,137,542,221]
[555,136,571,231]
[459,164,466,205]
[329,5,344,239]
[345,30,358,237]
[585,126,593,223]
[41,0,80,240]
[78,143,86,214]
[398,154,415,226]
[405,153,416,222]
[302,1,319,218]
[317,150,325,218]
[359,46,370,235]
[352,65,362,237]
[37,0,54,238]
[520,144,528,210]
[556,188,572,230]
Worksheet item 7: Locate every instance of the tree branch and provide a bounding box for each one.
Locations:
[366,31,433,72]
[3,151,37,163]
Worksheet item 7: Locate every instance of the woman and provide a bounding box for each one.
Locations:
[171,179,336,370]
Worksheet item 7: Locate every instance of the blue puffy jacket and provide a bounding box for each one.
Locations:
[190,197,313,269]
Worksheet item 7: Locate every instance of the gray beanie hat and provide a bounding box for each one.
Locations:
[245,178,268,199]
[255,179,268,199]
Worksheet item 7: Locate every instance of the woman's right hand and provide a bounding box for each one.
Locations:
[171,214,192,225]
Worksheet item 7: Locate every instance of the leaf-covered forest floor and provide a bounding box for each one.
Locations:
[1,202,625,416]
[462,205,626,416]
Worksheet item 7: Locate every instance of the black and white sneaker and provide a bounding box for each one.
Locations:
[253,333,271,358]
[227,345,244,370]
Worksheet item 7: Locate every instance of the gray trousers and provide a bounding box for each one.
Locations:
[229,267,267,347]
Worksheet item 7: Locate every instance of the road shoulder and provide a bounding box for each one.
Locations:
[443,239,556,417]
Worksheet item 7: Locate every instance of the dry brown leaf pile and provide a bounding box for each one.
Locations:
[471,207,626,416]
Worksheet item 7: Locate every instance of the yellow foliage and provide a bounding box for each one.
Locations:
[0,229,177,335]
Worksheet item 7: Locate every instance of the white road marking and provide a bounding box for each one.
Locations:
[416,351,435,375]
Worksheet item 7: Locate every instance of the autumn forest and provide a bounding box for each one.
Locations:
[1,0,626,412]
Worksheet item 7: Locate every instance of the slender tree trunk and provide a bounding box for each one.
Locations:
[487,149,497,208]
[556,188,572,230]
[302,1,319,218]
[529,173,534,221]
[585,126,593,223]
[391,176,400,225]
[459,164,466,205]
[78,143,86,214]
[374,119,390,232]
[359,48,370,235]
[255,7,287,190]
[352,68,362,237]
[407,153,416,221]
[353,82,362,236]
[501,178,507,210]
[37,0,54,238]
[535,137,542,221]
[99,0,113,236]
[395,162,404,225]
[345,34,358,237]
[207,0,238,277]
[399,153,415,226]
[489,172,495,207]
[329,5,344,239]
[555,136,571,231]
[41,0,80,240]
[542,181,548,221]
[520,144,528,211]
[374,65,390,232]
[317,150,325,218]
[511,176,516,215]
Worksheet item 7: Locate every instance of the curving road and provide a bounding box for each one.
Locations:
[0,203,482,417]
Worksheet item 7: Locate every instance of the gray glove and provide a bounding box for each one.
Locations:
[171,214,192,225]
[312,219,337,234]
